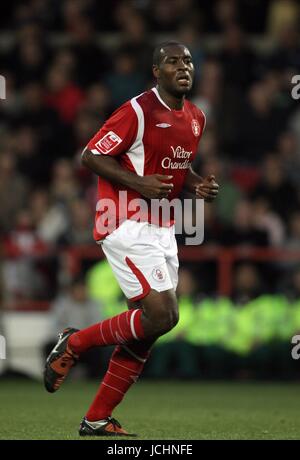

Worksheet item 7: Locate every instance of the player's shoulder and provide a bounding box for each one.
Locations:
[111,99,134,115]
[110,90,153,115]
[107,99,137,123]
[105,90,154,127]
[134,88,160,110]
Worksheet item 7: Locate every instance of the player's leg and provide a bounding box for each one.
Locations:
[79,289,177,436]
[80,293,176,428]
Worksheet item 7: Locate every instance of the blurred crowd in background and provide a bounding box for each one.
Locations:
[1,0,300,378]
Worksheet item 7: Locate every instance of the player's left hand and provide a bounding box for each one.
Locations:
[195,175,219,202]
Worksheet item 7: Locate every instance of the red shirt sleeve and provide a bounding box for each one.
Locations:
[87,101,138,157]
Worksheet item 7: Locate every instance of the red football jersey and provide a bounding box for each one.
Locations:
[86,87,206,240]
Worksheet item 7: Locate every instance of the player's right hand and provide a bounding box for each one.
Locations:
[134,174,174,199]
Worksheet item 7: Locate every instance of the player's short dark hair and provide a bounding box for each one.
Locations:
[152,40,186,66]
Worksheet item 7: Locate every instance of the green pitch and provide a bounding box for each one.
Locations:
[0,378,300,440]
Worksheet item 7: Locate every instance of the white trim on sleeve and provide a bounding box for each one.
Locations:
[126,97,145,176]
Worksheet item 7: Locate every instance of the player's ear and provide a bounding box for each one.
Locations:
[152,65,160,79]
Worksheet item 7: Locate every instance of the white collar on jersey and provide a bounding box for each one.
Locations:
[151,87,171,111]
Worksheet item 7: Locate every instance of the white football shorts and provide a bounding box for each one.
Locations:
[98,220,179,301]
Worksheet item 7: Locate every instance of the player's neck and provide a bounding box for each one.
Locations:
[157,85,185,110]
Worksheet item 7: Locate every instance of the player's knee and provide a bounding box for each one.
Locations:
[154,304,179,336]
[141,289,179,337]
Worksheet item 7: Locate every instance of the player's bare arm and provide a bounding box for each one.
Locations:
[82,149,174,199]
[184,166,219,202]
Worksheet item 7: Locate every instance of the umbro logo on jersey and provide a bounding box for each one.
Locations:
[156,123,172,128]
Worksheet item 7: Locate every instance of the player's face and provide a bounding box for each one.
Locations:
[153,45,194,97]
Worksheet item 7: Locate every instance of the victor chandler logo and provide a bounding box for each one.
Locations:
[161,146,193,169]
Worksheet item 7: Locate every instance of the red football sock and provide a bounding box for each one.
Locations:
[86,340,155,421]
[68,309,145,354]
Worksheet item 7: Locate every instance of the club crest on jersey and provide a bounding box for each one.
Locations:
[95,131,122,154]
[191,119,200,137]
[152,267,165,282]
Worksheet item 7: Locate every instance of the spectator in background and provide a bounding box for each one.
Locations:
[69,16,111,88]
[61,0,97,32]
[29,189,68,245]
[86,260,124,318]
[44,64,85,125]
[0,151,29,232]
[50,158,81,206]
[11,0,60,31]
[59,198,93,246]
[71,109,103,155]
[45,275,104,378]
[282,265,300,301]
[82,83,112,120]
[278,211,300,272]
[203,0,268,35]
[251,197,285,247]
[232,263,264,305]
[5,22,51,88]
[194,126,219,161]
[267,1,300,40]
[177,267,199,299]
[105,50,146,108]
[12,81,66,161]
[200,201,223,246]
[192,59,223,127]
[237,82,286,163]
[277,131,300,185]
[118,13,153,78]
[284,211,300,251]
[13,124,49,185]
[251,154,299,221]
[51,47,77,78]
[269,24,300,72]
[113,1,140,31]
[198,155,243,225]
[222,199,269,246]
[211,0,238,32]
[218,24,257,92]
[49,275,101,335]
[149,0,195,32]
[177,23,205,80]
[3,208,48,302]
